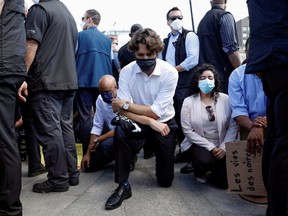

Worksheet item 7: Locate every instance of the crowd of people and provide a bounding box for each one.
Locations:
[0,0,287,215]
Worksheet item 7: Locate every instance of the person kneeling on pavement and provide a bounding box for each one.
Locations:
[179,64,238,188]
[105,28,179,210]
[81,75,143,173]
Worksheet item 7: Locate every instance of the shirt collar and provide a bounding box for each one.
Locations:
[168,29,182,37]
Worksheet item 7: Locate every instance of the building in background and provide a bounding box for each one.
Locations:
[236,16,250,51]
[103,29,130,48]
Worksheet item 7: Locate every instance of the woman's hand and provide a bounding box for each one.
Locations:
[211,147,226,159]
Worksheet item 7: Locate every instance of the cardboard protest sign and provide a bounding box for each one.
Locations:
[225,141,267,196]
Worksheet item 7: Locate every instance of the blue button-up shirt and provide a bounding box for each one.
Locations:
[228,64,267,121]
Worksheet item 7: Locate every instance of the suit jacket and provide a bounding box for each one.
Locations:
[180,92,238,152]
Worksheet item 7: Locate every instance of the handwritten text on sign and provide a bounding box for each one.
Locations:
[226,141,267,196]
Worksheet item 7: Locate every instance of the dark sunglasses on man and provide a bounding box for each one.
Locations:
[169,16,183,21]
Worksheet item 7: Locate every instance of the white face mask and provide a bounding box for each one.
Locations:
[32,0,40,4]
[80,21,85,30]
[170,19,183,31]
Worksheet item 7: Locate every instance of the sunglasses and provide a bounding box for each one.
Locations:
[169,16,183,21]
[82,17,89,21]
[206,106,215,121]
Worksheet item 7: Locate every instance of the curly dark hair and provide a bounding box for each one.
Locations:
[186,63,221,100]
[127,28,164,54]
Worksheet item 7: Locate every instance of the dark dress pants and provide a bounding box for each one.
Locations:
[30,90,79,187]
[114,118,177,187]
[261,67,288,216]
[0,76,24,216]
[75,88,99,155]
[21,97,42,172]
[84,137,115,172]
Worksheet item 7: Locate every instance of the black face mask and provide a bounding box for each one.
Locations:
[136,58,156,73]
[101,92,113,104]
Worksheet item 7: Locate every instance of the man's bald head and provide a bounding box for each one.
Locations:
[98,75,117,93]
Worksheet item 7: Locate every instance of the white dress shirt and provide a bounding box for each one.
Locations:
[90,95,116,136]
[117,59,178,122]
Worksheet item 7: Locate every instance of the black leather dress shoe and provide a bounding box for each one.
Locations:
[180,162,194,174]
[33,181,69,193]
[105,184,132,210]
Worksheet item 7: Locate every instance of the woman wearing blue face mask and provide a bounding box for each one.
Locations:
[179,63,238,188]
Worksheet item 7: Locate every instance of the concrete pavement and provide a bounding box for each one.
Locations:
[20,150,267,216]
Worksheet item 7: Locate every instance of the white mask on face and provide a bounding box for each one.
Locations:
[80,21,85,29]
[170,19,183,31]
[32,0,40,4]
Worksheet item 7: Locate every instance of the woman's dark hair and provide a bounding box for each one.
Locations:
[186,63,221,100]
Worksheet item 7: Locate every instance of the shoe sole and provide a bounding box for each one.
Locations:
[33,187,69,193]
[105,192,132,210]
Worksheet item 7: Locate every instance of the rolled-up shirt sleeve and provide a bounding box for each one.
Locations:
[90,96,105,136]
[25,5,48,44]
[150,67,178,119]
[228,67,249,119]
[219,13,239,55]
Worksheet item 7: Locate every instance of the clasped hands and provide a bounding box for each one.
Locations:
[211,147,225,159]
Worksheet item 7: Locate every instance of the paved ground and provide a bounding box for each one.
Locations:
[21,150,267,216]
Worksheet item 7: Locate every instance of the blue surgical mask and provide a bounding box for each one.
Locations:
[136,58,156,73]
[198,79,215,94]
[101,92,113,104]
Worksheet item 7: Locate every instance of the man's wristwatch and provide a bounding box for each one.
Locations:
[122,101,129,110]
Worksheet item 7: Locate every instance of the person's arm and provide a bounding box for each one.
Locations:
[177,32,199,72]
[113,62,178,120]
[228,66,250,122]
[119,110,170,136]
[235,115,252,131]
[112,98,159,119]
[25,39,38,72]
[228,51,241,69]
[181,97,216,151]
[219,13,241,69]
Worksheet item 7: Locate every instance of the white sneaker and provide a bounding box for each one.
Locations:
[196,176,207,184]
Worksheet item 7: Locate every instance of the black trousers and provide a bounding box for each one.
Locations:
[75,88,99,155]
[0,76,25,216]
[21,97,42,172]
[30,90,79,187]
[261,67,288,216]
[114,118,177,187]
[182,144,228,189]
